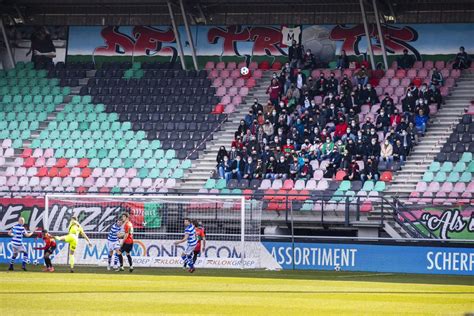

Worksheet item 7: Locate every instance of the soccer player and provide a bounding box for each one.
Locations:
[34,229,57,272]
[192,220,206,266]
[116,213,134,272]
[8,217,34,271]
[106,218,122,271]
[174,218,197,273]
[55,216,92,273]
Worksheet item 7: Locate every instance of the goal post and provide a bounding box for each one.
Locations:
[43,194,266,269]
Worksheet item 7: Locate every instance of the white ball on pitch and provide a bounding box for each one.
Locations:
[33,259,39,266]
[302,25,336,62]
[240,66,249,76]
[25,258,31,264]
[334,264,341,272]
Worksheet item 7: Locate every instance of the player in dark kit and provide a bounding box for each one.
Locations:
[116,213,134,272]
[34,229,57,272]
[192,220,206,265]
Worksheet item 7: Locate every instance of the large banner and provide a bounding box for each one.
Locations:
[263,242,473,275]
[67,24,474,67]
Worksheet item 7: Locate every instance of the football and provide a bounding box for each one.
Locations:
[334,264,341,272]
[240,66,249,76]
[33,259,39,266]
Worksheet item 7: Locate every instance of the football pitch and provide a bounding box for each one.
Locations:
[0,265,472,316]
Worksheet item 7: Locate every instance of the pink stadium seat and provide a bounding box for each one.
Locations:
[313,169,324,180]
[230,69,240,79]
[378,78,389,87]
[415,181,427,192]
[453,182,466,193]
[395,86,405,97]
[228,87,238,97]
[105,177,117,188]
[417,69,428,78]
[311,69,320,78]
[429,104,438,115]
[4,148,14,158]
[7,176,18,187]
[427,182,440,192]
[153,178,165,188]
[70,167,81,178]
[0,156,4,167]
[126,168,137,178]
[36,167,48,177]
[21,148,33,158]
[445,78,455,88]
[91,168,102,178]
[253,69,263,79]
[208,69,219,79]
[440,86,449,97]
[234,78,244,88]
[246,77,256,88]
[389,78,400,87]
[115,168,126,178]
[45,158,56,168]
[205,61,215,70]
[83,177,95,187]
[220,70,230,79]
[435,61,445,69]
[424,61,434,69]
[0,176,6,187]
[216,86,226,97]
[239,86,249,97]
[383,86,394,96]
[23,157,35,168]
[305,179,317,190]
[466,182,474,193]
[316,179,329,190]
[441,68,450,78]
[271,179,283,190]
[72,177,84,187]
[400,78,411,87]
[220,95,231,105]
[395,69,406,78]
[226,62,237,70]
[224,104,235,113]
[142,178,152,188]
[319,160,329,171]
[216,62,226,70]
[407,69,417,79]
[26,167,37,177]
[5,166,15,177]
[259,179,271,190]
[1,139,12,149]
[129,178,140,188]
[212,78,223,87]
[165,178,176,188]
[413,61,423,69]
[61,177,72,187]
[294,179,306,191]
[80,168,91,178]
[282,179,294,190]
[43,148,54,158]
[237,61,247,69]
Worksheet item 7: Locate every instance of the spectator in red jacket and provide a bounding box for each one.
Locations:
[390,109,402,127]
[267,79,281,107]
[334,118,348,141]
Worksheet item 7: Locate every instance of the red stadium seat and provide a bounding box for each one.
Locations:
[335,170,347,181]
[80,167,91,178]
[47,167,59,178]
[36,167,48,177]
[212,104,224,114]
[271,61,282,70]
[77,158,89,168]
[55,158,67,168]
[380,171,393,182]
[259,61,270,70]
[23,157,35,168]
[21,148,32,158]
[59,167,70,178]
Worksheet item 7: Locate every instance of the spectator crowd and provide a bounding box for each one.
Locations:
[215,46,471,184]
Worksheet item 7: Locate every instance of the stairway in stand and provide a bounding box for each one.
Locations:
[178,72,273,191]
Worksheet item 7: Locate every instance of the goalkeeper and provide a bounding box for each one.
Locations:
[34,229,57,272]
[55,216,92,273]
[192,220,206,265]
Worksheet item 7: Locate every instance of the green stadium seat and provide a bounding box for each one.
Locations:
[145,158,157,169]
[460,152,472,163]
[447,172,460,183]
[165,149,175,159]
[215,179,226,189]
[440,162,453,172]
[142,149,153,159]
[124,158,134,168]
[111,158,122,168]
[99,158,111,168]
[161,168,172,178]
[374,181,386,191]
[154,149,164,159]
[172,168,184,179]
[108,149,119,159]
[157,159,168,169]
[428,161,441,172]
[362,181,375,191]
[87,149,98,159]
[460,172,472,183]
[130,149,141,159]
[339,180,351,191]
[453,162,466,173]
[204,179,216,189]
[139,168,148,178]
[181,159,192,169]
[301,200,314,211]
[149,168,160,178]
[433,171,447,182]
[134,158,145,169]
[422,171,434,182]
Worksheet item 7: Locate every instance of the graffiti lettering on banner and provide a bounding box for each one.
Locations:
[421,209,474,239]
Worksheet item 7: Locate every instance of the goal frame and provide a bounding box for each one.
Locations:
[44,194,249,268]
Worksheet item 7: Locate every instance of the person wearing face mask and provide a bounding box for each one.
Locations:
[415,109,429,136]
[262,119,274,139]
[419,84,429,99]
[216,146,228,164]
[264,100,275,117]
[376,109,390,134]
[303,49,315,70]
[265,156,277,179]
[230,155,245,182]
[365,84,377,105]
[380,139,393,165]
[292,68,306,90]
[392,139,406,164]
[334,118,348,141]
[402,91,416,117]
[321,137,334,160]
[390,109,401,127]
[336,49,349,70]
[260,145,274,163]
[354,65,369,86]
[244,110,254,127]
[228,146,239,161]
[430,67,444,88]
[426,84,442,110]
[235,120,248,139]
[326,72,339,95]
[380,93,394,109]
[361,159,379,183]
[365,138,381,162]
[453,46,471,70]
[289,158,300,180]
[299,159,313,180]
[243,156,256,180]
[217,155,231,180]
[397,49,415,70]
[286,83,300,103]
[315,73,328,96]
[282,139,295,154]
[354,139,366,161]
[288,40,302,68]
[267,78,281,107]
[344,159,361,181]
[353,83,366,106]
[341,126,356,143]
[275,156,290,179]
[251,98,263,114]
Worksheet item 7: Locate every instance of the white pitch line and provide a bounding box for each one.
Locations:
[335,273,396,278]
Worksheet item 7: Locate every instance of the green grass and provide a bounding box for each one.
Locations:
[0,265,472,315]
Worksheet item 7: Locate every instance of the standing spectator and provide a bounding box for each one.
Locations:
[288,40,302,68]
[392,139,406,164]
[430,67,444,87]
[267,79,281,107]
[315,73,328,96]
[303,49,315,70]
[453,46,471,70]
[216,146,228,165]
[415,109,429,136]
[28,26,57,66]
[354,65,369,86]
[326,72,339,95]
[293,68,306,90]
[336,49,350,69]
[251,98,263,114]
[397,49,415,69]
[253,159,265,179]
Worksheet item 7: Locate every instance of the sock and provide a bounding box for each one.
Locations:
[108,254,112,266]
[69,254,75,269]
[181,254,188,267]
[187,254,194,268]
[114,253,119,266]
[126,254,133,267]
[22,254,28,267]
[10,254,17,265]
[118,254,123,267]
[45,257,51,268]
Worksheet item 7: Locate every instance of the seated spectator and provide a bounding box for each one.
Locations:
[323,162,337,178]
[253,159,264,179]
[288,40,303,68]
[289,159,300,180]
[415,109,429,136]
[265,156,277,179]
[235,120,248,139]
[392,139,406,163]
[334,118,348,141]
[397,49,415,69]
[243,156,256,180]
[229,155,245,182]
[298,158,313,180]
[379,140,393,164]
[228,145,240,160]
[390,109,402,127]
[453,46,471,70]
[216,146,228,165]
[302,49,315,70]
[217,155,231,179]
[376,109,391,133]
[361,159,380,182]
[430,67,443,87]
[340,74,353,95]
[365,137,381,162]
[315,73,328,96]
[365,84,378,106]
[326,72,339,95]
[427,85,442,110]
[275,156,289,179]
[251,98,263,114]
[336,49,350,69]
[354,65,369,86]
[343,160,361,181]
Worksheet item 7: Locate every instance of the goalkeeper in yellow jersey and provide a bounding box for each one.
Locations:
[55,216,92,273]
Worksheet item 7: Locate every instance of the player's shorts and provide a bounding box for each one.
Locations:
[184,244,196,256]
[64,234,78,252]
[11,244,27,254]
[120,243,133,254]
[45,246,57,255]
[107,240,120,252]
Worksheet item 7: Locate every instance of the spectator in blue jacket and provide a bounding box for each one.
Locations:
[415,109,429,136]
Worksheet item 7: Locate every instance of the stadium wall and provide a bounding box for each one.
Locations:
[66,24,474,68]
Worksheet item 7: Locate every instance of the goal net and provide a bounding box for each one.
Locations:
[44,194,264,269]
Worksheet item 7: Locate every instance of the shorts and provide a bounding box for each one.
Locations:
[11,244,27,254]
[120,243,133,254]
[107,241,120,253]
[64,234,78,252]
[184,244,196,256]
[45,246,57,255]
